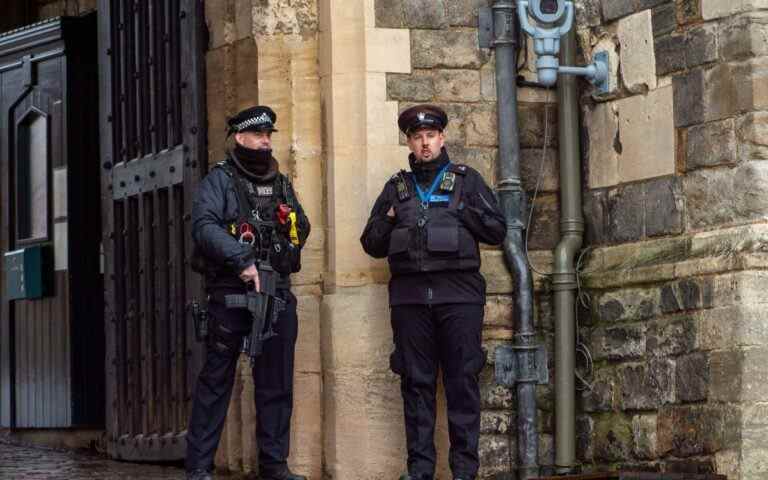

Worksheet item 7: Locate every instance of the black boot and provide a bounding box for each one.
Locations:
[186,469,213,480]
[260,467,307,480]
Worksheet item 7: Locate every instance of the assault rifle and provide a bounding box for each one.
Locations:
[224,262,286,366]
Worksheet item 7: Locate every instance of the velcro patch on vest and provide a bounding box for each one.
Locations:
[256,185,274,196]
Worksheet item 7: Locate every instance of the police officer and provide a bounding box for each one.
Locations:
[186,106,310,480]
[360,105,506,480]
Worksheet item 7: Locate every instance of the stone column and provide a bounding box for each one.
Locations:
[205,1,323,477]
[319,1,419,478]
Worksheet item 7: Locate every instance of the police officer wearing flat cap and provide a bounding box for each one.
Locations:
[186,106,310,480]
[361,105,506,480]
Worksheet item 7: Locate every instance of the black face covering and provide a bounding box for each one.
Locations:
[409,148,449,187]
[234,143,272,175]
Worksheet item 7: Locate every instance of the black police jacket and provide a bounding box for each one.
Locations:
[191,156,310,291]
[360,153,506,305]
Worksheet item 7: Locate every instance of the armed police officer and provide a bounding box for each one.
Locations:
[186,106,310,480]
[361,105,506,480]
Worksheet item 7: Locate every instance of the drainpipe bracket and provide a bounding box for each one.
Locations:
[478,7,494,49]
[479,4,519,49]
[494,344,549,386]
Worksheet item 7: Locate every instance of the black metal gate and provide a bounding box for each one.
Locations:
[97,0,207,461]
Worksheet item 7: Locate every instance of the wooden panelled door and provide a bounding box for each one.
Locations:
[97,0,207,461]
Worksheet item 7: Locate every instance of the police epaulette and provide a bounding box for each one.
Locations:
[447,164,468,175]
[215,160,234,176]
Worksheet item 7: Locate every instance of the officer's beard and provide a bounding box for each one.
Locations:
[233,143,274,177]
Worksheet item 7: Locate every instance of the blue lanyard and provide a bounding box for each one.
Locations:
[413,163,451,209]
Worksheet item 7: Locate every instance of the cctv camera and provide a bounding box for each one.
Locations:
[528,0,567,24]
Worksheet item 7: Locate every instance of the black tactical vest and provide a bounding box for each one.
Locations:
[387,163,481,274]
[217,159,300,276]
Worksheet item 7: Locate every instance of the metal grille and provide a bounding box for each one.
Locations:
[99,0,206,461]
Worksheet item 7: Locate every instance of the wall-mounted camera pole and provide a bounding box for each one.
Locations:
[517,0,610,93]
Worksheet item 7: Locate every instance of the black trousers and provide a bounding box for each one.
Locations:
[186,289,298,474]
[390,303,485,480]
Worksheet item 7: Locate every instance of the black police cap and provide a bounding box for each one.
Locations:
[227,106,278,136]
[397,104,448,135]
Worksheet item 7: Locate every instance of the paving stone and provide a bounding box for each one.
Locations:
[0,441,185,478]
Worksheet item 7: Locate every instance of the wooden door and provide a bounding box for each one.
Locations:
[0,14,102,430]
[98,0,207,461]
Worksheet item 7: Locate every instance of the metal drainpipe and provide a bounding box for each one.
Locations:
[491,2,538,479]
[552,28,584,474]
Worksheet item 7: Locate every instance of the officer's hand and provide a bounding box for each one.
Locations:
[387,206,396,218]
[239,264,260,292]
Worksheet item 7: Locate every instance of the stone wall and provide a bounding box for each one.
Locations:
[575,1,768,478]
[35,0,97,19]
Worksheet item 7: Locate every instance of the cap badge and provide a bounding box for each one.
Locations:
[417,112,426,121]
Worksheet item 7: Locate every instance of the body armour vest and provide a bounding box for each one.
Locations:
[192,159,300,280]
[387,163,481,275]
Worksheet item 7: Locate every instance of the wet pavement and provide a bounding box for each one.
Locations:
[0,441,188,479]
